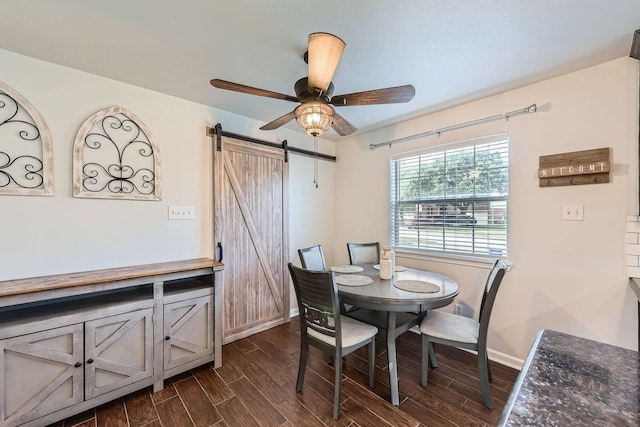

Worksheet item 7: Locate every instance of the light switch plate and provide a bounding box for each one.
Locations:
[168,205,195,220]
[562,205,584,221]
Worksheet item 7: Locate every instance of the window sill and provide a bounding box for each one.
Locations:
[392,247,510,270]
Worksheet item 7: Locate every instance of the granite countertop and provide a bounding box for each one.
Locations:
[499,329,639,426]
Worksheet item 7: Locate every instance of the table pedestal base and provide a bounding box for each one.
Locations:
[346,308,425,405]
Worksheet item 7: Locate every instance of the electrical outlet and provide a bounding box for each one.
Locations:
[168,205,195,220]
[562,205,584,221]
[454,303,463,316]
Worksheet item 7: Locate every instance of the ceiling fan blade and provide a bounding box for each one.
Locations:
[331,84,416,106]
[260,110,296,131]
[210,79,299,103]
[331,112,357,136]
[307,32,345,94]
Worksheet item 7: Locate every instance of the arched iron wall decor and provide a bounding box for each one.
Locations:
[73,106,161,200]
[0,81,53,196]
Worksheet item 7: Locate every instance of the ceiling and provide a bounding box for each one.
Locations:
[1,1,639,141]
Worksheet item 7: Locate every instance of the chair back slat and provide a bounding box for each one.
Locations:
[298,245,326,271]
[347,242,380,264]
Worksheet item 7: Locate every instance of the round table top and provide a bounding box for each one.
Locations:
[335,263,459,311]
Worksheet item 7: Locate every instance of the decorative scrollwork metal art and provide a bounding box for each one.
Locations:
[73,106,161,200]
[0,81,53,196]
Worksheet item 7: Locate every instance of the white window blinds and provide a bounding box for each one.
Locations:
[390,137,509,257]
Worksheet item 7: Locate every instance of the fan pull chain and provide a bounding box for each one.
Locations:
[313,136,319,188]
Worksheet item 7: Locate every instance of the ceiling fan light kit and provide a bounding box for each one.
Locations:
[295,102,334,137]
[210,32,415,137]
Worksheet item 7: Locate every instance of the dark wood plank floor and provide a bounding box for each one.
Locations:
[48,317,519,427]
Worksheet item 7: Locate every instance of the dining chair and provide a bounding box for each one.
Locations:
[419,259,507,409]
[288,263,378,419]
[297,245,326,271]
[299,244,361,317]
[346,242,380,264]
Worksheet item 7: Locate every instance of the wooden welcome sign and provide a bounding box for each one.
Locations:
[538,147,610,187]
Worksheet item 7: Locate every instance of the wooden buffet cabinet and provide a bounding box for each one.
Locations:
[0,258,223,427]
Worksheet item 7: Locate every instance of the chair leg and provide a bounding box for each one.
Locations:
[421,335,429,387]
[333,349,342,420]
[296,342,308,392]
[478,348,493,409]
[328,355,346,367]
[368,337,375,388]
[428,342,439,368]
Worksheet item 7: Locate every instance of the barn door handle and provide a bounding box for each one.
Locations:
[217,242,223,262]
[86,359,94,364]
[74,362,82,368]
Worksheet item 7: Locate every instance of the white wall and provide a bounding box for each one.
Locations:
[333,57,639,366]
[0,48,335,288]
[289,152,336,263]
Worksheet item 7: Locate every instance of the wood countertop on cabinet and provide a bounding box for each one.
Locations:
[0,258,224,298]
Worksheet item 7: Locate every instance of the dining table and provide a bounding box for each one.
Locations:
[332,263,460,406]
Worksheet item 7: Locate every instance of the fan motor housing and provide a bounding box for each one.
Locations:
[294,77,334,102]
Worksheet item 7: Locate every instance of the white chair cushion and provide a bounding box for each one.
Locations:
[308,316,378,348]
[419,310,479,345]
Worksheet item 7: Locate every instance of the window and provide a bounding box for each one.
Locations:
[390,136,509,258]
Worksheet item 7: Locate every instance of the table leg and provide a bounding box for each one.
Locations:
[386,311,399,406]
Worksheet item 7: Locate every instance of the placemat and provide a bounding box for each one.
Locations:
[336,274,373,286]
[330,265,364,273]
[373,264,408,272]
[393,279,440,293]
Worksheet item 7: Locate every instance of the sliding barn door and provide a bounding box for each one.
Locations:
[213,135,289,344]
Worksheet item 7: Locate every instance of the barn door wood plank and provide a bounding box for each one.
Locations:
[223,151,284,313]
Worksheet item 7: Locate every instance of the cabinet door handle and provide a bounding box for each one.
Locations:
[86,359,94,364]
[74,362,82,368]
[217,242,223,262]
[165,336,170,341]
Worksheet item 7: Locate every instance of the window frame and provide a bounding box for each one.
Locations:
[390,134,510,261]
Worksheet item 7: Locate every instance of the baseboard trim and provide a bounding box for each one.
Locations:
[488,348,524,370]
[408,327,524,370]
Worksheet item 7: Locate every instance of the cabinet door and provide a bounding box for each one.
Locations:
[84,309,153,400]
[164,296,213,371]
[0,324,83,427]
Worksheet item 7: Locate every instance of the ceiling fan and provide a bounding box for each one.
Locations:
[210,32,416,137]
